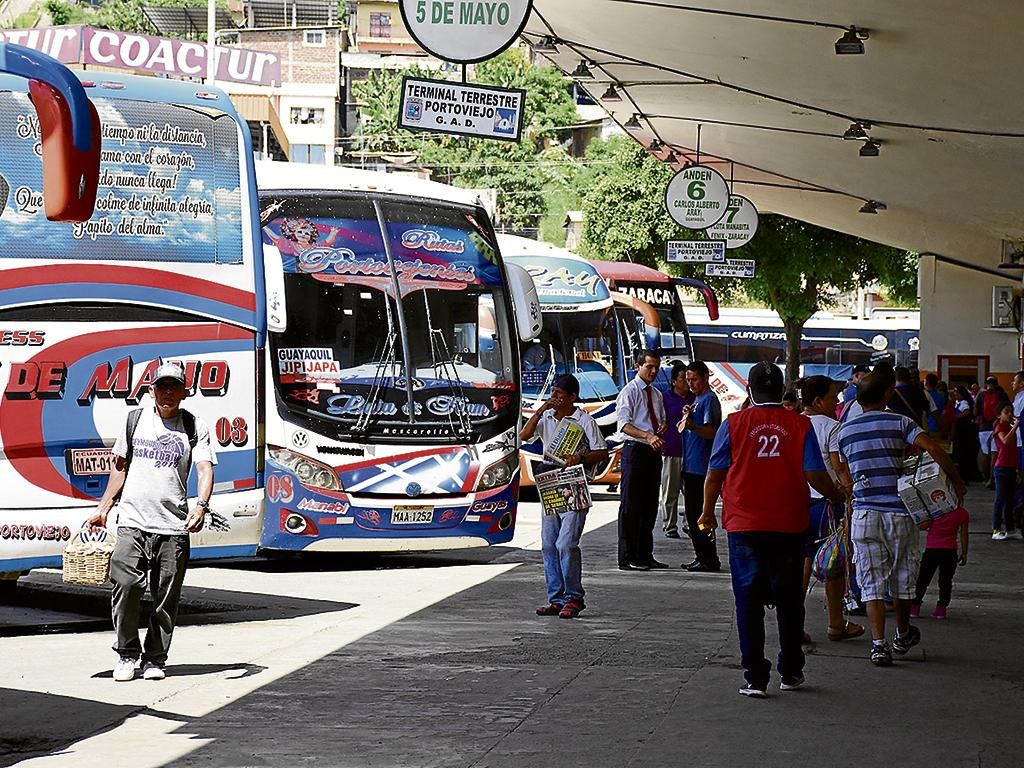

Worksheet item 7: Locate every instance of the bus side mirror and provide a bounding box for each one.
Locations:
[506,263,542,342]
[263,243,288,332]
[28,79,100,222]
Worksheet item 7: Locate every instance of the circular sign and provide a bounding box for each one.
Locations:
[665,165,730,230]
[399,0,534,64]
[706,194,759,249]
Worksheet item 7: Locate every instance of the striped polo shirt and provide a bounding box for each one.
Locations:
[836,410,923,514]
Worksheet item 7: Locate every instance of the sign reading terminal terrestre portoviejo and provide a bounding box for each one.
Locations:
[706,194,759,249]
[666,239,726,263]
[665,164,730,230]
[399,0,533,63]
[399,77,526,142]
[706,259,756,279]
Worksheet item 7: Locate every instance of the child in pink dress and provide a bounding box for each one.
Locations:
[911,506,970,619]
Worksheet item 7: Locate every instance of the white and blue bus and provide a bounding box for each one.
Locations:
[256,164,540,551]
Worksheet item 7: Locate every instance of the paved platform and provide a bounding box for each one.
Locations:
[2,485,1021,767]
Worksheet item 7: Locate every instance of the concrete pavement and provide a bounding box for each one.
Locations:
[2,485,1022,767]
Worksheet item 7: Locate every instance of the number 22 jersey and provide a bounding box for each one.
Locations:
[708,406,826,533]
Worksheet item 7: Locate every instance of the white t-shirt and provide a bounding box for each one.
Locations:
[112,407,217,535]
[1014,390,1024,447]
[807,412,841,499]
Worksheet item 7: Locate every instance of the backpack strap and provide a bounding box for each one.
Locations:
[180,409,198,449]
[123,408,144,475]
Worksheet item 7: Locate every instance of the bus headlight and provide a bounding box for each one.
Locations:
[268,446,342,491]
[477,455,516,492]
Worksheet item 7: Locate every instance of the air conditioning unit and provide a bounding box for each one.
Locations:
[993,285,1015,328]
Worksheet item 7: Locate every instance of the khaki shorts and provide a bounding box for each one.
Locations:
[850,509,921,601]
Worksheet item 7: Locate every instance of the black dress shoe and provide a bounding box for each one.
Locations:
[619,562,650,571]
[681,558,701,570]
[648,559,670,569]
[687,561,721,573]
[664,531,681,539]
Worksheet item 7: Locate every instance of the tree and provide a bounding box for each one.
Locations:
[732,215,917,385]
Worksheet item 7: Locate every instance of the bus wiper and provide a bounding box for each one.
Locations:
[353,296,401,434]
[421,291,472,437]
[530,344,558,410]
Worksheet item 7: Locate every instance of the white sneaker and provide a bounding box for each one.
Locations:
[113,656,137,682]
[738,684,768,698]
[993,530,1008,541]
[141,662,166,680]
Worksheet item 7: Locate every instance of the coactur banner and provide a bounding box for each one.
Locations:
[0,25,281,86]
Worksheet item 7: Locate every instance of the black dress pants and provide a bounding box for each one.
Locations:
[618,442,662,566]
[683,472,721,568]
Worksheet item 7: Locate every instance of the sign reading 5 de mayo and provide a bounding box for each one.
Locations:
[399,76,525,142]
[707,195,759,249]
[665,165,730,230]
[400,0,533,63]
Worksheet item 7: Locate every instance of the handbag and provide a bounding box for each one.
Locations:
[812,504,849,582]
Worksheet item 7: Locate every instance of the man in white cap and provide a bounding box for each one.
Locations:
[88,361,216,682]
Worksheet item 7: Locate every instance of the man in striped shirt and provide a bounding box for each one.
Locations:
[836,368,965,667]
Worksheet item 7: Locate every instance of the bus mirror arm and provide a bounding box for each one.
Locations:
[506,263,542,342]
[263,243,288,333]
[0,43,100,222]
[674,277,720,321]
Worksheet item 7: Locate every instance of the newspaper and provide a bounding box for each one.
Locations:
[542,417,587,466]
[536,463,592,516]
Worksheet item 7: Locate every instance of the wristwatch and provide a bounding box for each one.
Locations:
[196,499,210,511]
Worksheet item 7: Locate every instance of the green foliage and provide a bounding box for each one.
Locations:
[350,49,578,231]
[45,0,87,25]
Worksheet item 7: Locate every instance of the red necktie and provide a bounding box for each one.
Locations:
[645,385,659,433]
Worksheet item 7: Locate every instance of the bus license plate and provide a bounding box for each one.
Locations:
[69,448,116,476]
[391,506,433,525]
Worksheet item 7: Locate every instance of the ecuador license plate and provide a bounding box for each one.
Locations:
[68,448,116,475]
[391,506,433,525]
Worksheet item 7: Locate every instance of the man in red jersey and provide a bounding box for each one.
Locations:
[698,362,846,698]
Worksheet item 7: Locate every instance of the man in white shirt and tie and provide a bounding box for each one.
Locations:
[615,350,668,570]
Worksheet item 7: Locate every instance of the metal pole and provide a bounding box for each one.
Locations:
[206,0,217,86]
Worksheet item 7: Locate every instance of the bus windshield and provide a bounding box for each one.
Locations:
[262,195,516,439]
[521,307,621,401]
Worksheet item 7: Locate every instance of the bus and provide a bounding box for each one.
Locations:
[498,235,625,486]
[590,259,719,388]
[0,68,266,576]
[686,306,921,410]
[256,163,540,551]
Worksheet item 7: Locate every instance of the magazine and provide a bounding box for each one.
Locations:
[542,417,587,466]
[536,464,592,516]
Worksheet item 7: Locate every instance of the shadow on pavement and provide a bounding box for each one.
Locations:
[91,662,267,680]
[198,545,522,574]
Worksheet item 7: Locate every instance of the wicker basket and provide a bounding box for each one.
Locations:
[62,528,117,585]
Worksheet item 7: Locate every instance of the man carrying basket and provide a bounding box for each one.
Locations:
[87,362,216,682]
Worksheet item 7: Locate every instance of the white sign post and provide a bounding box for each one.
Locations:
[399,76,526,141]
[399,0,533,63]
[666,239,726,263]
[705,259,756,279]
[707,195,759,249]
[665,165,730,230]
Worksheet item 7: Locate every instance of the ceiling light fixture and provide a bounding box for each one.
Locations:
[600,85,622,102]
[842,121,871,141]
[835,26,868,55]
[624,113,642,130]
[859,200,886,214]
[571,60,595,80]
[648,138,663,153]
[859,139,880,157]
[533,35,559,54]
[665,150,678,164]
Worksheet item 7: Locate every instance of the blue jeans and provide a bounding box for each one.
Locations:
[728,532,805,689]
[993,466,1017,531]
[541,508,586,605]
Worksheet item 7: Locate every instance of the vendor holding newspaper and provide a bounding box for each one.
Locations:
[521,374,608,619]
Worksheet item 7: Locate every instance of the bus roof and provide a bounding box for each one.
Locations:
[255,161,484,206]
[687,305,920,330]
[0,71,245,117]
[589,259,671,285]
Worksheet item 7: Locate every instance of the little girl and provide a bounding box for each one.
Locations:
[991,403,1019,540]
[911,506,969,619]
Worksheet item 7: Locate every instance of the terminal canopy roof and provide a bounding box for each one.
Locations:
[525,2,1024,264]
